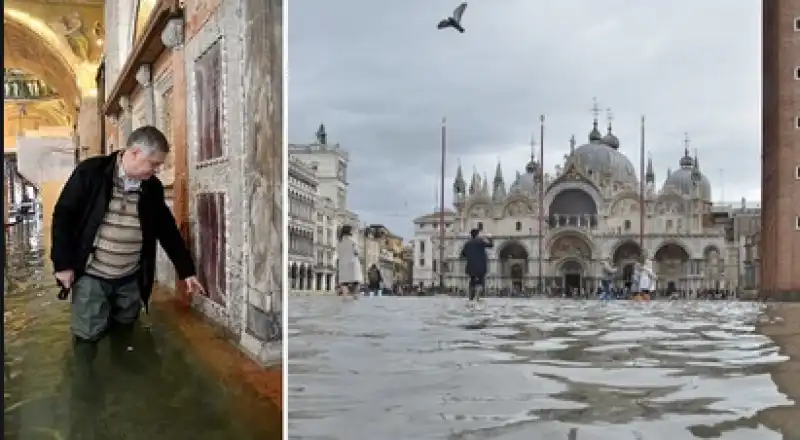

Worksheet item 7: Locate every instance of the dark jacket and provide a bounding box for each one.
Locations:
[461,237,493,277]
[50,151,196,309]
[367,267,382,288]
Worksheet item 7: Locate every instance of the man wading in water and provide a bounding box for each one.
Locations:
[51,126,205,349]
[461,228,493,301]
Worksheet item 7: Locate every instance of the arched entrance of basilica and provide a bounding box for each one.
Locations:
[559,260,584,294]
[612,240,642,289]
[549,232,593,292]
[498,241,528,291]
[653,242,691,291]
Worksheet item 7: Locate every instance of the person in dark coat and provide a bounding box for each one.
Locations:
[51,126,205,344]
[366,264,383,296]
[461,228,493,300]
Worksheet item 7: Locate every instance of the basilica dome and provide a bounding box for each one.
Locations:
[569,121,638,186]
[661,150,711,200]
[509,157,540,194]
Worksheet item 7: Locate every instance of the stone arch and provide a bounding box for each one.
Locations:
[464,201,491,219]
[702,244,721,258]
[652,240,691,261]
[652,240,691,289]
[502,194,535,217]
[557,258,587,274]
[547,231,594,260]
[4,10,83,108]
[497,240,529,285]
[544,182,603,216]
[546,187,599,228]
[610,239,643,264]
[498,240,529,260]
[608,191,640,216]
[655,193,687,215]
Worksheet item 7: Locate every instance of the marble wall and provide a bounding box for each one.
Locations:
[239,0,283,364]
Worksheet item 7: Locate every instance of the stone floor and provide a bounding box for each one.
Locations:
[3,223,282,439]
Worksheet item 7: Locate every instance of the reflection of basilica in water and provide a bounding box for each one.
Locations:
[412,112,730,292]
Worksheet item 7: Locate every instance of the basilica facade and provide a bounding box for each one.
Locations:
[412,116,729,293]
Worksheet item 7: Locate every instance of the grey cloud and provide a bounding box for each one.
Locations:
[289,0,761,238]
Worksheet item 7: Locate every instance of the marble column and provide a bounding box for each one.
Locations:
[76,97,100,158]
[240,0,282,365]
[161,16,189,293]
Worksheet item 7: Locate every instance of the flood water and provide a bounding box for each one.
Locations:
[4,223,282,440]
[288,296,796,439]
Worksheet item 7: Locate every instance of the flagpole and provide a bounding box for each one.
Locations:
[639,116,645,253]
[538,115,545,295]
[438,117,447,295]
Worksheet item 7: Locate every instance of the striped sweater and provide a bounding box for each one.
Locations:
[85,180,142,279]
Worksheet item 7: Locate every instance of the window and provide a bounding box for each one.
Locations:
[419,240,425,253]
[432,260,437,272]
[419,258,425,267]
[624,220,631,230]
[796,116,800,130]
[666,219,673,230]
[795,67,800,80]
[796,216,800,231]
[477,221,483,230]
[515,221,522,231]
[795,17,800,32]
[796,166,800,180]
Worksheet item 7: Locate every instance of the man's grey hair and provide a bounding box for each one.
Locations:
[126,125,170,154]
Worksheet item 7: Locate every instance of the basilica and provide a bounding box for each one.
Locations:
[412,115,729,293]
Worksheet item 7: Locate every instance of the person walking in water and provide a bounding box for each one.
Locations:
[366,264,383,296]
[50,126,204,345]
[600,259,617,301]
[461,228,493,301]
[336,225,362,299]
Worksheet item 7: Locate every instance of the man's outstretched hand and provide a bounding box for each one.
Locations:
[184,276,206,295]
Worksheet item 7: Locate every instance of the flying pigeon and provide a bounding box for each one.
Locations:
[437,2,468,33]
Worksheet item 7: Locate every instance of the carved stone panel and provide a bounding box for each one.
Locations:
[194,40,224,163]
[196,191,227,305]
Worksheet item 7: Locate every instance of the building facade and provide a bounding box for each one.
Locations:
[99,0,283,364]
[289,125,405,293]
[761,0,800,298]
[413,116,734,293]
[288,156,317,290]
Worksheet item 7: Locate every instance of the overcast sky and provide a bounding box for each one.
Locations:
[288,0,761,239]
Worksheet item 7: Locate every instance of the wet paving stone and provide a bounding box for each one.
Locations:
[4,223,281,440]
[288,296,795,439]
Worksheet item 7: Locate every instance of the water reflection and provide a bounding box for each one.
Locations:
[289,297,793,439]
[4,223,281,439]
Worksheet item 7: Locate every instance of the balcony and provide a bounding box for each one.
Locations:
[4,70,58,101]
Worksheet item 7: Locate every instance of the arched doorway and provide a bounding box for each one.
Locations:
[653,242,690,291]
[498,241,528,291]
[289,262,298,290]
[549,232,593,291]
[548,189,598,228]
[612,240,642,288]
[560,260,584,294]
